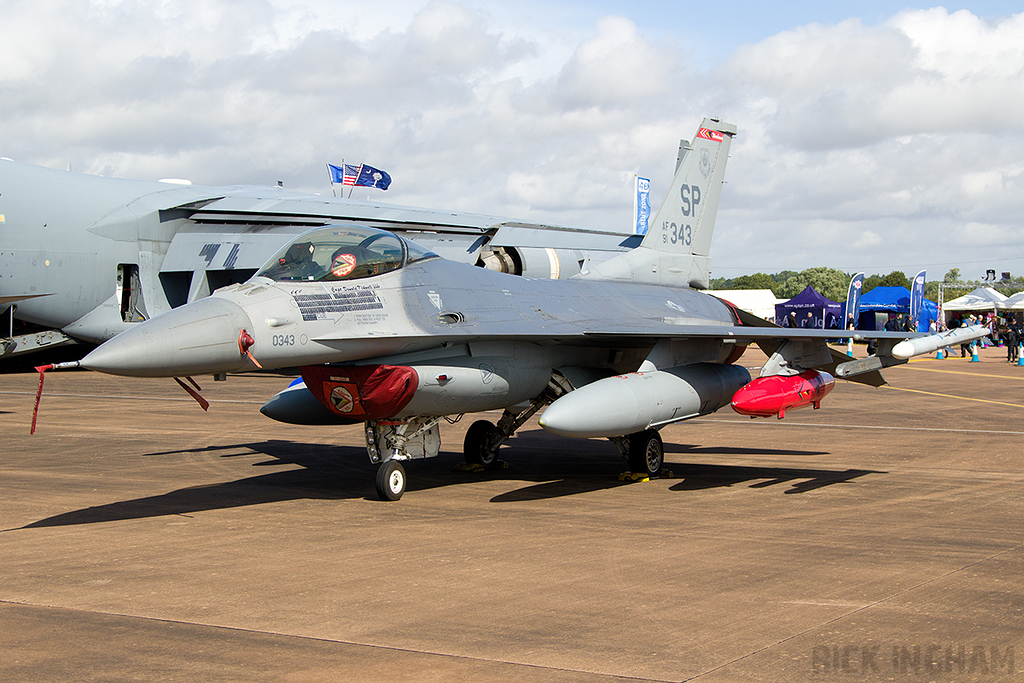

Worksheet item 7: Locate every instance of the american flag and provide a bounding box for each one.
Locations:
[341,164,361,186]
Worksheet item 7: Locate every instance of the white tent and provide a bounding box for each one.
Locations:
[942,287,1007,311]
[997,291,1024,310]
[710,289,783,322]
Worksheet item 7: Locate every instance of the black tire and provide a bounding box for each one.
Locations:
[464,419,501,467]
[375,460,406,501]
[628,430,664,477]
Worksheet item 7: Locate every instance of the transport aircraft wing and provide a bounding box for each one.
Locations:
[37,118,992,501]
[0,160,637,357]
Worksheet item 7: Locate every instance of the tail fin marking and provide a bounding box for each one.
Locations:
[578,117,736,288]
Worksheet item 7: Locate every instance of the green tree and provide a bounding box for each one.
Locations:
[772,270,799,287]
[804,267,851,301]
[731,272,777,292]
[944,268,961,283]
[879,271,909,288]
[778,275,805,299]
[862,274,882,295]
[709,277,733,290]
[776,267,850,301]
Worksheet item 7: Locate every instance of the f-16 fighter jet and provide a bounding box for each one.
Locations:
[64,118,989,500]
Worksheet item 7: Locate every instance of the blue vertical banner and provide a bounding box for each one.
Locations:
[910,269,927,332]
[845,272,864,329]
[634,175,651,235]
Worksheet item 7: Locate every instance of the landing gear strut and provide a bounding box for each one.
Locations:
[365,418,440,501]
[461,373,575,468]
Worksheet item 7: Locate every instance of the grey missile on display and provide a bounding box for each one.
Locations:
[891,324,989,359]
[51,118,969,501]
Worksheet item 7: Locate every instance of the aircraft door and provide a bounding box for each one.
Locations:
[116,264,148,322]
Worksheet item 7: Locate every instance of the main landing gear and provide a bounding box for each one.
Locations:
[611,428,665,479]
[463,419,503,468]
[365,375,576,500]
[461,374,575,470]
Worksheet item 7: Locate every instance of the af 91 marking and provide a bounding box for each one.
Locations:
[663,222,692,246]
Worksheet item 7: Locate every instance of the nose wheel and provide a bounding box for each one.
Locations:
[375,460,407,501]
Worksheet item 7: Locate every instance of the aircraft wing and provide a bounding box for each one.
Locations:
[1,293,53,306]
[158,192,638,273]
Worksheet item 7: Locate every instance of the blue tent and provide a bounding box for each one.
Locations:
[853,286,937,332]
[775,286,843,329]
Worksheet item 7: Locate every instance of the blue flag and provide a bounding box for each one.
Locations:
[845,273,864,329]
[355,164,391,190]
[634,176,651,235]
[910,269,926,332]
[327,163,346,185]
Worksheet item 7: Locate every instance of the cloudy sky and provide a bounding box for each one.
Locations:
[3,1,1022,281]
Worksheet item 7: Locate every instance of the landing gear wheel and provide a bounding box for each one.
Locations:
[628,429,664,477]
[375,460,406,501]
[464,419,502,468]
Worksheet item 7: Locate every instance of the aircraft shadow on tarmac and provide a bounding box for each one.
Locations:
[16,433,885,528]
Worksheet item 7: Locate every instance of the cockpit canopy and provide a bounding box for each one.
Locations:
[257,226,438,283]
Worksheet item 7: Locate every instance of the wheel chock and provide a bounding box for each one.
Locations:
[618,470,673,482]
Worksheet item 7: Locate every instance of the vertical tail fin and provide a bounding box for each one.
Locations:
[644,119,736,258]
[580,118,736,288]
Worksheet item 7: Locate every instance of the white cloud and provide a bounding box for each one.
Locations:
[553,16,677,109]
[1,1,1022,278]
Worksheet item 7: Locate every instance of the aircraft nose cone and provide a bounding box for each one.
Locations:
[81,297,255,377]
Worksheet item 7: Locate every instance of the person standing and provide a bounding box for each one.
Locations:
[1008,319,1020,363]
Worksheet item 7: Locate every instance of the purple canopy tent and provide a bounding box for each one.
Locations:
[775,286,843,329]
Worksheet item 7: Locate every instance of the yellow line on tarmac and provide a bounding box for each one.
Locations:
[902,363,1024,381]
[882,384,1024,409]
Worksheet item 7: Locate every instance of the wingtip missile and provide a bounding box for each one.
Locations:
[890,324,989,360]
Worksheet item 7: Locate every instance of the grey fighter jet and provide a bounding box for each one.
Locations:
[67,118,987,500]
[0,159,640,358]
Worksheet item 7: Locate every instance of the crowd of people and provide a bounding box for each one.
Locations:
[946,312,1023,362]
[840,310,1024,362]
[777,304,1024,363]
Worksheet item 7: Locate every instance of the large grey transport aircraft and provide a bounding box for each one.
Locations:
[0,158,642,357]
[43,118,988,500]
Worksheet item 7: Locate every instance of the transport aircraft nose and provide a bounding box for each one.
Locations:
[81,297,256,377]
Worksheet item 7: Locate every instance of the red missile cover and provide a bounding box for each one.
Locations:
[301,364,418,420]
[730,370,835,419]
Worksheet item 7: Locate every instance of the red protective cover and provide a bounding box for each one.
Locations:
[300,365,419,420]
[730,370,835,419]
